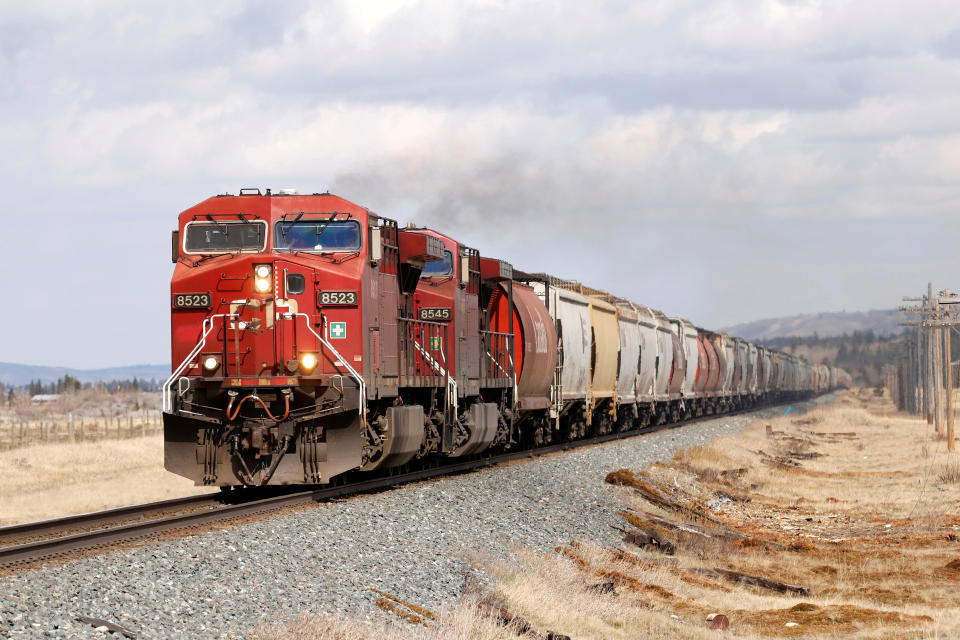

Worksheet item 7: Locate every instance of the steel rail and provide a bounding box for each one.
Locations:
[0,397,814,570]
[0,493,220,546]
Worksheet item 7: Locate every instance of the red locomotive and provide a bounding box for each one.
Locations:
[163,188,848,487]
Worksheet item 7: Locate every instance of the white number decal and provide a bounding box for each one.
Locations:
[419,307,452,321]
[173,293,210,308]
[318,291,358,306]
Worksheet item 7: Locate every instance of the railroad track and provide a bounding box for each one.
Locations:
[0,400,807,571]
[0,493,221,548]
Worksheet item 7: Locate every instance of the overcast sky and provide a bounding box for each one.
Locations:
[2,0,960,368]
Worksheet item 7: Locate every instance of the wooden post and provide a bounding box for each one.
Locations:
[927,283,935,424]
[907,336,920,414]
[924,335,929,422]
[934,297,943,434]
[942,288,956,451]
[948,322,956,452]
[916,327,923,415]
[920,324,929,421]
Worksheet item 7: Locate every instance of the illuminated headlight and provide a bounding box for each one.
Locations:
[201,355,220,376]
[299,352,318,373]
[254,264,272,293]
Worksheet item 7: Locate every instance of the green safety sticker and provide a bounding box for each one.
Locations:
[330,321,347,339]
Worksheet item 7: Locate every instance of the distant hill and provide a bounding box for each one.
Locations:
[721,309,903,342]
[0,307,904,387]
[759,332,906,387]
[0,362,170,387]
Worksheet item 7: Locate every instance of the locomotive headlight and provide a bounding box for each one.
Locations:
[299,352,318,373]
[253,264,272,293]
[201,355,220,377]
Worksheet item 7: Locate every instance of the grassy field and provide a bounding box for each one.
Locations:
[0,390,163,450]
[0,390,216,524]
[254,390,960,639]
[0,435,215,525]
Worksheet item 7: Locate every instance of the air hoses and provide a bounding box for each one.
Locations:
[225,391,291,423]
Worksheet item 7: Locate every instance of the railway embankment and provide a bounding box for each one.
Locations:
[493,389,960,639]
[253,390,959,640]
[0,405,792,639]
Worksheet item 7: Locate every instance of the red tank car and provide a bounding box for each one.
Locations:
[163,191,517,487]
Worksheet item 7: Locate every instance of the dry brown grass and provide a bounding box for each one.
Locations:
[256,390,959,639]
[0,390,162,449]
[938,458,960,485]
[591,388,960,638]
[252,594,545,640]
[0,435,215,525]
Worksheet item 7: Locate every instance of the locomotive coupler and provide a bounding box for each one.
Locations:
[242,421,279,457]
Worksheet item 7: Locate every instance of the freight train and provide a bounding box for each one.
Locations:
[163,189,850,487]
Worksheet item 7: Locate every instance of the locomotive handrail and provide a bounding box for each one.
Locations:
[295,312,366,426]
[412,337,458,416]
[162,313,237,413]
[398,316,457,415]
[438,339,457,418]
[485,350,510,379]
[508,350,518,408]
[480,329,517,407]
[483,346,518,407]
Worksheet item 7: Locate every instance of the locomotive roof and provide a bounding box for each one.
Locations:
[181,190,376,223]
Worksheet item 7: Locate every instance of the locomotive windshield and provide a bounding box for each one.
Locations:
[422,250,454,276]
[274,220,361,252]
[183,221,267,253]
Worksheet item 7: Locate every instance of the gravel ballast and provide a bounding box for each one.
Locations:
[0,405,804,639]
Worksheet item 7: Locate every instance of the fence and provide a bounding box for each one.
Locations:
[0,409,163,450]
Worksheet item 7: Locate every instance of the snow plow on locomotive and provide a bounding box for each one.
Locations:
[163,189,850,487]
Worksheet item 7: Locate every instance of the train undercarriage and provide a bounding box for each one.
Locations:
[164,381,819,487]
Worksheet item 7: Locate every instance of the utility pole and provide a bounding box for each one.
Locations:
[900,287,960,451]
[934,292,943,434]
[927,282,936,426]
[915,326,923,414]
[902,294,926,417]
[906,335,916,413]
[947,330,954,450]
[921,286,930,423]
[945,290,956,452]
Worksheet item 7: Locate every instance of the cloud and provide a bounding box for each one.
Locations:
[2,0,960,366]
